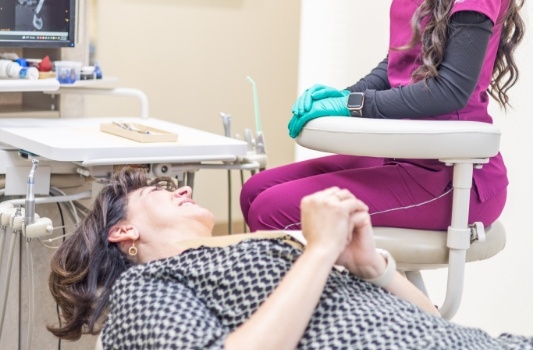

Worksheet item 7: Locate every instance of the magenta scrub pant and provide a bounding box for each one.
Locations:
[240,155,506,232]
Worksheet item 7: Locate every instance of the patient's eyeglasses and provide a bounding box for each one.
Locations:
[147,176,178,193]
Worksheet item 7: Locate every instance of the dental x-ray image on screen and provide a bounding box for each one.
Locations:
[0,0,76,47]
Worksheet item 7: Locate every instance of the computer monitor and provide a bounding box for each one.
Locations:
[0,0,76,48]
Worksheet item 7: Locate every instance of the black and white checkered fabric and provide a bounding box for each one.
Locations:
[102,238,533,349]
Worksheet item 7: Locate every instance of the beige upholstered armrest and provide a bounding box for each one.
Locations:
[374,221,506,270]
[296,117,501,159]
[285,223,506,271]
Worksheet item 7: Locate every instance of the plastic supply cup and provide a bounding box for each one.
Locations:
[54,61,82,84]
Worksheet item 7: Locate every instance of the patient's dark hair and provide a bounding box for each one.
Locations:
[47,167,176,340]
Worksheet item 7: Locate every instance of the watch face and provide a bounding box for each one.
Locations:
[347,93,364,108]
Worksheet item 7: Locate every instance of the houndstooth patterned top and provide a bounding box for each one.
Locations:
[101,237,532,349]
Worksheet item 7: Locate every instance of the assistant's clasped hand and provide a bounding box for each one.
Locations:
[288,84,351,138]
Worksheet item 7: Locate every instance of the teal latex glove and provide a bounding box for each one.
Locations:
[292,84,348,116]
[288,94,350,138]
[312,87,350,100]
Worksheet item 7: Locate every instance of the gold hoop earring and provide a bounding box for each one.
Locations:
[128,241,138,256]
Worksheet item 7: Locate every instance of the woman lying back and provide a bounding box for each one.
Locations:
[48,167,533,349]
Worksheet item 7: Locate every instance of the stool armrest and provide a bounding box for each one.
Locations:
[296,117,501,160]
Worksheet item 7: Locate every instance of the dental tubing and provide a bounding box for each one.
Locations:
[0,208,22,342]
[0,162,55,346]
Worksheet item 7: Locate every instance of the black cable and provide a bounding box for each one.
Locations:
[56,303,62,350]
[227,170,232,234]
[240,170,246,233]
[54,199,66,350]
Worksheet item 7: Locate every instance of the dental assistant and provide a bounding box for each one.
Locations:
[240,0,525,232]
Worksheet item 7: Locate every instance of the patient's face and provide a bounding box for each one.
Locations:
[126,184,215,237]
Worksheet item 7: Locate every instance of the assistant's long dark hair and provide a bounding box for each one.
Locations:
[47,167,176,340]
[402,0,525,109]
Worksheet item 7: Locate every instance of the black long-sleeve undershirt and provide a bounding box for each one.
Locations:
[346,11,493,119]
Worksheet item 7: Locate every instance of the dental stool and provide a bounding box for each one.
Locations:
[296,117,506,320]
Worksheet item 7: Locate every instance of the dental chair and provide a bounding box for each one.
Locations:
[296,117,506,320]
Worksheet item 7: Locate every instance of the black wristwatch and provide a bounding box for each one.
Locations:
[347,92,365,117]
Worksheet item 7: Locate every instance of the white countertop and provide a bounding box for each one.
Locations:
[0,117,247,166]
[0,78,60,92]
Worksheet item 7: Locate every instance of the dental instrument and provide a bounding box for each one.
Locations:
[246,76,262,135]
[244,76,267,171]
[112,122,151,134]
[24,159,38,226]
[220,112,234,234]
[246,76,267,159]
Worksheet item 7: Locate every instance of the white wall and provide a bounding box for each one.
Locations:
[296,0,391,160]
[298,0,533,337]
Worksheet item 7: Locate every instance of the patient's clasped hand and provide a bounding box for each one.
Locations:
[48,168,533,349]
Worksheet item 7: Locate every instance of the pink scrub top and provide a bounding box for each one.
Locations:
[386,0,511,202]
